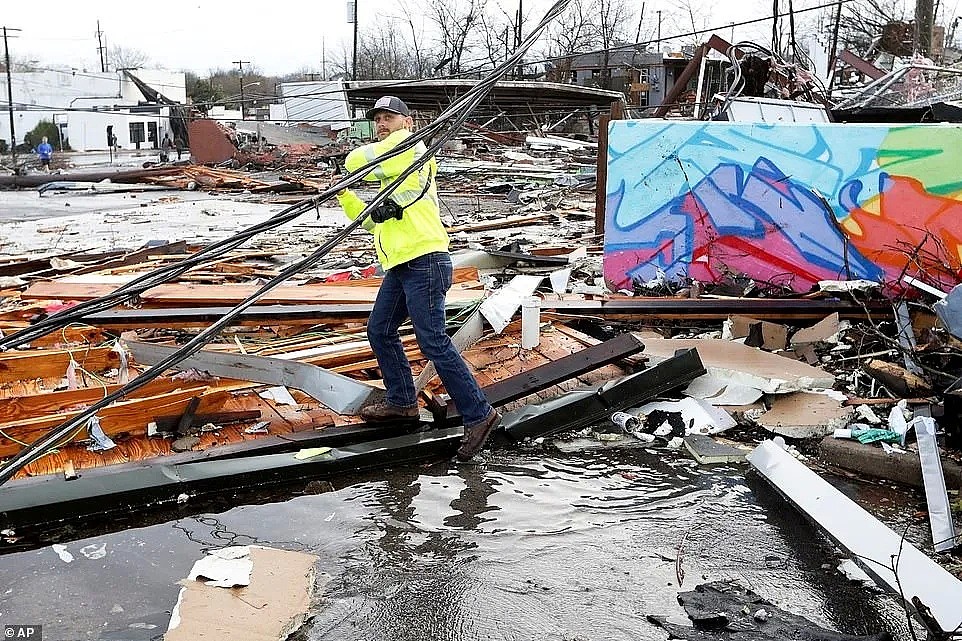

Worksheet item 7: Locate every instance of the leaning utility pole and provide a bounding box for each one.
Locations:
[233,59,249,119]
[515,0,523,78]
[3,26,20,171]
[915,0,935,55]
[96,20,106,72]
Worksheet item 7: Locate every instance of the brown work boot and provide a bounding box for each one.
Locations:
[457,410,502,461]
[360,402,419,423]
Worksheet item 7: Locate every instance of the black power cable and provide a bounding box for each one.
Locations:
[0,0,575,487]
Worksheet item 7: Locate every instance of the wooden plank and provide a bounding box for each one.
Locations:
[445,213,553,234]
[0,386,231,457]
[0,378,228,425]
[0,346,121,383]
[21,281,485,306]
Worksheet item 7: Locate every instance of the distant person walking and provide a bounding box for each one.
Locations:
[161,133,173,162]
[36,137,53,173]
[173,135,185,160]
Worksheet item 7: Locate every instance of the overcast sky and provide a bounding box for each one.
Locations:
[0,0,942,77]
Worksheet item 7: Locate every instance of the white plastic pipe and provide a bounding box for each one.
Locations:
[521,296,541,349]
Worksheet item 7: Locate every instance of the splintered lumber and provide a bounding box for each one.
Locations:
[21,282,485,307]
[0,346,122,384]
[0,377,254,426]
[0,386,236,457]
[445,213,553,234]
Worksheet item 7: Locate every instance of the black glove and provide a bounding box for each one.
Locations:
[370,199,404,224]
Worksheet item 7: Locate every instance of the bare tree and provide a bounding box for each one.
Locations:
[330,21,423,80]
[835,0,908,53]
[108,45,151,70]
[595,0,635,89]
[424,0,488,75]
[669,0,715,49]
[543,0,601,58]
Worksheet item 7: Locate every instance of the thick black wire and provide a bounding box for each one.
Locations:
[9,0,860,114]
[0,0,574,486]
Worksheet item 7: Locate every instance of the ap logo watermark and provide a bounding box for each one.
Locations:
[4,626,41,639]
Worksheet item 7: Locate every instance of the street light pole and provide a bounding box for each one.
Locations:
[3,26,20,170]
[233,59,249,119]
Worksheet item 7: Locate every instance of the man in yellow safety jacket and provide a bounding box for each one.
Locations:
[336,96,500,460]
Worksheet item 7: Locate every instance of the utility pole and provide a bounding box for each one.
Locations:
[321,35,327,79]
[656,10,663,49]
[515,0,523,78]
[915,0,935,55]
[348,1,359,80]
[232,59,249,119]
[3,26,20,171]
[826,0,843,94]
[96,20,106,72]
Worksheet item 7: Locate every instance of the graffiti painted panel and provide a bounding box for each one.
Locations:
[603,121,962,293]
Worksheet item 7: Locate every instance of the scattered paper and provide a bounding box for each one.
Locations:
[52,544,74,563]
[294,447,332,460]
[187,546,254,588]
[259,386,298,406]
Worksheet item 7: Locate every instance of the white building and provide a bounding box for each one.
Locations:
[0,69,187,152]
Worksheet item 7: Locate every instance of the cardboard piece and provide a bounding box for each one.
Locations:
[725,315,788,351]
[640,338,835,394]
[790,313,841,347]
[684,374,764,406]
[165,546,320,641]
[751,391,854,439]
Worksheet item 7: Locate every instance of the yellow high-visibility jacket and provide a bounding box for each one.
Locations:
[336,129,448,271]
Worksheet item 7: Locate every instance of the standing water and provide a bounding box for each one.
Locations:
[0,446,910,640]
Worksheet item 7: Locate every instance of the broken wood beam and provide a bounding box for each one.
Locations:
[502,347,706,440]
[443,332,647,421]
[79,304,376,328]
[0,346,122,384]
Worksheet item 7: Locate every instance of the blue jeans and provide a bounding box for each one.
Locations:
[367,252,493,427]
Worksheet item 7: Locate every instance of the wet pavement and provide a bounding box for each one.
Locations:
[0,443,914,641]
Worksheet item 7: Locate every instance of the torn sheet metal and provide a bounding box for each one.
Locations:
[479,275,543,334]
[86,416,117,451]
[416,310,484,392]
[0,428,463,529]
[502,348,705,440]
[126,341,380,415]
[934,282,962,340]
[747,440,962,633]
[913,415,960,553]
[548,267,571,294]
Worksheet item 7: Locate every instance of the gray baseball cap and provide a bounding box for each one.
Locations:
[366,95,410,119]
